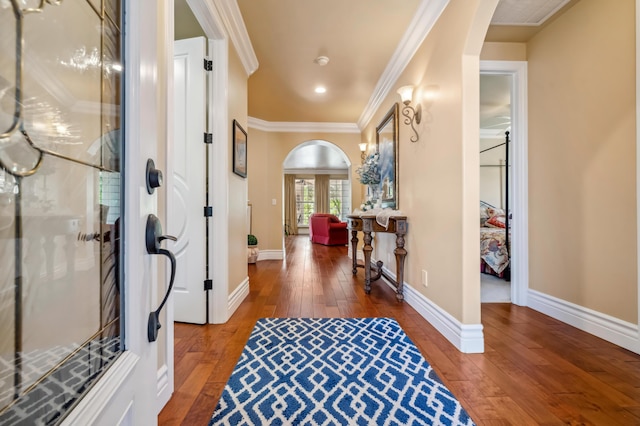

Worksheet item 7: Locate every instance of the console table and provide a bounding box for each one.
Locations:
[346,214,407,301]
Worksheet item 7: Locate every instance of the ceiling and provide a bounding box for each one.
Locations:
[175,0,580,170]
[234,0,580,126]
[236,0,421,124]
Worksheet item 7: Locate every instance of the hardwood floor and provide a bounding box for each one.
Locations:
[159,236,640,425]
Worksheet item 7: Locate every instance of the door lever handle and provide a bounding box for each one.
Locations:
[145,214,177,342]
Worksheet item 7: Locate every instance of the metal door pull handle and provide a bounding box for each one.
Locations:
[145,214,177,342]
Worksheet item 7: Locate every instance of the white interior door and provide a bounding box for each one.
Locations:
[170,36,208,324]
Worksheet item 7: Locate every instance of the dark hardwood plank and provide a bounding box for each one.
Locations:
[159,236,640,425]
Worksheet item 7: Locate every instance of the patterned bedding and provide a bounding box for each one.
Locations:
[480,227,509,274]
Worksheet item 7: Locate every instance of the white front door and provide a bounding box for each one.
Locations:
[171,37,208,324]
[0,1,173,423]
[62,1,173,424]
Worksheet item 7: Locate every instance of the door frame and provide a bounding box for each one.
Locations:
[185,0,230,324]
[480,60,529,306]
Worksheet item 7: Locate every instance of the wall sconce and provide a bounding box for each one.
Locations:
[397,85,422,143]
[358,142,367,163]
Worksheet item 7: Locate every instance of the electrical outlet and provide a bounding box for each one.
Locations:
[387,253,392,264]
[421,270,428,287]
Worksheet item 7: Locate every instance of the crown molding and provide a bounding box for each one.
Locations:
[283,168,349,175]
[357,0,450,129]
[214,0,259,76]
[187,0,226,39]
[248,117,360,133]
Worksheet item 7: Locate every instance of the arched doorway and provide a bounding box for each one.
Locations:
[282,140,352,236]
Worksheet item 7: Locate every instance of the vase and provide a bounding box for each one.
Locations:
[368,185,382,208]
[248,245,259,263]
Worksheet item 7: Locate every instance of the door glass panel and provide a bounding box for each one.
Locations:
[0,1,123,424]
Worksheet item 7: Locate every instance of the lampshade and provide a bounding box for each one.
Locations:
[358,143,367,152]
[397,85,414,104]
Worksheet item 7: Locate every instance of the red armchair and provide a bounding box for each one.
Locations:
[309,214,348,246]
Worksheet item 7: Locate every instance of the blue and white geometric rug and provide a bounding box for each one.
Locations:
[209,317,475,425]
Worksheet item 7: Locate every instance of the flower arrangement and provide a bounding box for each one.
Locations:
[356,152,380,185]
[359,200,376,211]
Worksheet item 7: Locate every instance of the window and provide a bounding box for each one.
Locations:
[0,1,124,423]
[330,179,351,220]
[295,178,315,226]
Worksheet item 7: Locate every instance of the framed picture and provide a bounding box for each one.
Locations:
[376,103,399,209]
[232,119,247,178]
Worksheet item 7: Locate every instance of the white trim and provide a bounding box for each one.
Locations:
[248,116,359,133]
[213,0,259,76]
[156,364,171,413]
[283,168,349,175]
[636,0,640,357]
[348,249,364,262]
[228,277,250,318]
[187,0,226,39]
[357,0,449,129]
[528,289,639,354]
[380,267,484,353]
[480,60,529,307]
[257,249,284,261]
[187,2,231,325]
[60,352,139,426]
[209,36,231,325]
[159,0,175,413]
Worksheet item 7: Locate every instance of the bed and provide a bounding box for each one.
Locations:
[480,202,510,278]
[480,131,511,280]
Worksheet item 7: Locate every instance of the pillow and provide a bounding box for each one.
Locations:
[486,215,506,228]
[480,206,490,219]
[486,207,505,218]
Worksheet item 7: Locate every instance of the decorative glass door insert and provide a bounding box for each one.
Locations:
[0,0,123,423]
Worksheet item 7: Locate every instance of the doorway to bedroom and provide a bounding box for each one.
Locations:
[480,73,513,303]
[479,61,529,306]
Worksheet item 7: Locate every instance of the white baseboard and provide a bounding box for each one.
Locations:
[228,277,250,319]
[380,266,485,354]
[347,247,364,262]
[528,289,639,354]
[257,249,284,261]
[156,364,171,413]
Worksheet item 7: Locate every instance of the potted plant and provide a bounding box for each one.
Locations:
[248,234,259,263]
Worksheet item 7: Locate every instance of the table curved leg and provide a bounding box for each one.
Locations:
[394,232,407,301]
[363,229,373,294]
[350,229,359,274]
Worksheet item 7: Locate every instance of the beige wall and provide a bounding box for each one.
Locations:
[359,0,498,324]
[527,0,637,322]
[480,42,526,61]
[248,130,361,251]
[228,45,249,294]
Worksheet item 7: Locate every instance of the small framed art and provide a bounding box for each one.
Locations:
[233,119,247,178]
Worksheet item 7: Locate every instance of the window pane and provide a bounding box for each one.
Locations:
[0,1,123,423]
[295,178,314,226]
[330,179,351,220]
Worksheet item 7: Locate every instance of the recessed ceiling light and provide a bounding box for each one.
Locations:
[315,86,326,94]
[314,56,330,66]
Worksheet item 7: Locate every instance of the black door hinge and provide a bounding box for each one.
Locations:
[204,59,213,71]
[204,279,213,291]
[204,133,213,144]
[204,206,213,217]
